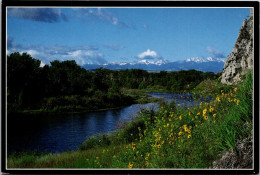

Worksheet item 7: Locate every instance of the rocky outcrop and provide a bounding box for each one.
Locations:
[221,9,254,85]
[211,135,253,169]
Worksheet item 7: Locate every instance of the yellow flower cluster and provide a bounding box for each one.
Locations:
[123,87,240,169]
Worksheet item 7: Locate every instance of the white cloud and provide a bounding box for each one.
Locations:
[25,50,40,57]
[7,37,106,66]
[40,61,45,67]
[206,46,226,58]
[138,49,160,60]
[63,50,106,65]
[76,8,129,28]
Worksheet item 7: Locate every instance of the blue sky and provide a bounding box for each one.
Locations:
[7,7,250,66]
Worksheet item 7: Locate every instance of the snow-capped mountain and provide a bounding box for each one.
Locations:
[136,59,169,65]
[186,57,225,63]
[83,58,225,73]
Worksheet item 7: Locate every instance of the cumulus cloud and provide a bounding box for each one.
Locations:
[206,46,226,58]
[76,8,129,28]
[7,8,67,23]
[6,38,106,66]
[137,49,161,60]
[63,50,107,65]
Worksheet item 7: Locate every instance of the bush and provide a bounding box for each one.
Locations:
[79,134,111,150]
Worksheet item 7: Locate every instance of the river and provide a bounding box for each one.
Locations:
[7,92,211,154]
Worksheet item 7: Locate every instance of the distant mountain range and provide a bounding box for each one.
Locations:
[83,57,225,73]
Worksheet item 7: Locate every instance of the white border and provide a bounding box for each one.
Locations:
[5,6,255,171]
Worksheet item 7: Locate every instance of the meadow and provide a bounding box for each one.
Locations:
[7,71,253,169]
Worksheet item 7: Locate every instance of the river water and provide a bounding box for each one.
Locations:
[7,93,210,154]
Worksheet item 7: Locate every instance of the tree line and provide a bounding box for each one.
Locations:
[7,52,220,113]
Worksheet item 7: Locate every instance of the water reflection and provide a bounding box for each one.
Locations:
[7,93,210,154]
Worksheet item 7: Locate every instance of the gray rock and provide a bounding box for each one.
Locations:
[221,10,254,85]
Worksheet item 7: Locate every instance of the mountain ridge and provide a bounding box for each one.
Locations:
[83,57,225,73]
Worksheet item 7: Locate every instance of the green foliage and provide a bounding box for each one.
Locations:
[7,52,219,113]
[7,52,42,110]
[8,71,253,168]
[79,134,111,150]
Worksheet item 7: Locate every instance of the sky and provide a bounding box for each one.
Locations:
[7,7,251,66]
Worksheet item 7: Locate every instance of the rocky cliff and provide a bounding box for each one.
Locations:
[221,9,254,85]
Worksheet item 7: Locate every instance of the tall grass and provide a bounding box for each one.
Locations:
[7,71,253,169]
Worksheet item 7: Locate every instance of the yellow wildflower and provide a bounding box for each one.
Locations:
[209,106,214,112]
[213,114,216,117]
[203,108,207,116]
[188,135,191,139]
[158,144,161,148]
[189,112,191,116]
[234,87,237,92]
[178,131,182,136]
[132,143,136,150]
[197,112,200,115]
[204,116,208,120]
[128,162,134,169]
[179,116,182,120]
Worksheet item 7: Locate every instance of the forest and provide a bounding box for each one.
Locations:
[7,52,220,113]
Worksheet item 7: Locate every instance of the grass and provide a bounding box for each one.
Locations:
[139,85,170,93]
[7,71,253,169]
[120,88,164,104]
[192,77,234,97]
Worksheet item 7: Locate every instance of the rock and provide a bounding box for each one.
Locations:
[211,136,253,169]
[221,9,254,85]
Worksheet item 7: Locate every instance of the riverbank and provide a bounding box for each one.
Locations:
[10,89,165,115]
[7,72,253,169]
